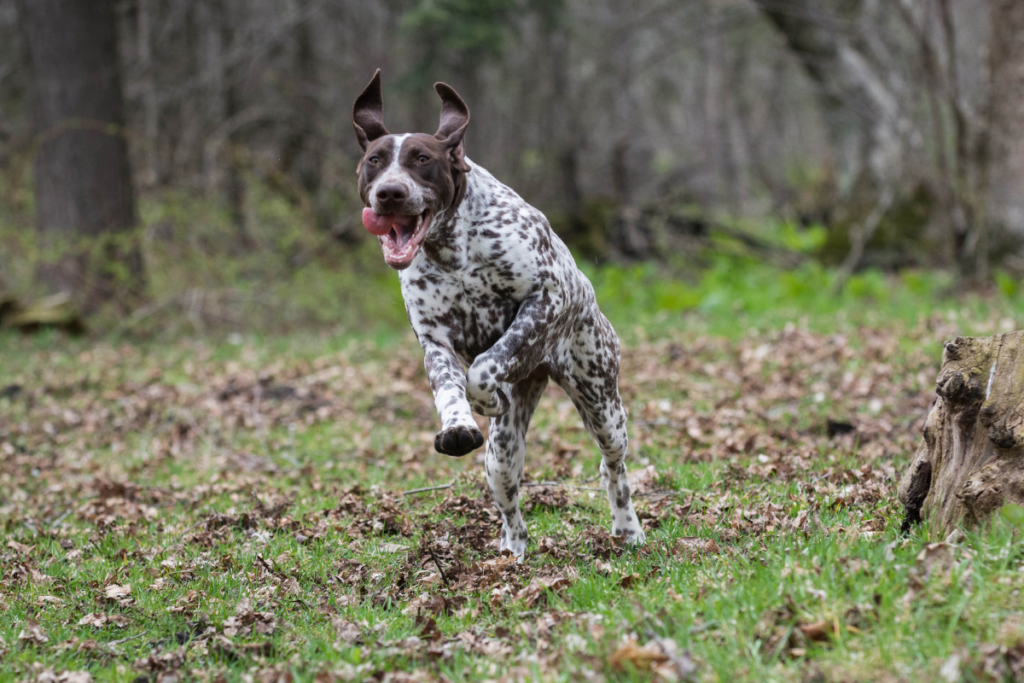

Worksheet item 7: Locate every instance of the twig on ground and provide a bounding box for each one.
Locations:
[107,632,148,647]
[427,547,450,589]
[634,489,695,499]
[521,481,603,493]
[48,509,74,528]
[170,519,207,542]
[525,479,693,498]
[403,482,453,496]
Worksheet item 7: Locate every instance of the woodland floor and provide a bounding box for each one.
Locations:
[2,307,1024,682]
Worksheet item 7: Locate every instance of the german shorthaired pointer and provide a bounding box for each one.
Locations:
[353,70,645,559]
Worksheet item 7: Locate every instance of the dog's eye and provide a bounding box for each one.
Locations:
[368,156,380,165]
[418,155,429,164]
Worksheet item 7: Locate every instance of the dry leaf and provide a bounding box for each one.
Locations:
[610,637,698,681]
[619,573,641,588]
[514,575,573,608]
[332,617,363,645]
[169,589,201,613]
[797,620,833,642]
[609,638,669,671]
[103,583,132,600]
[77,613,130,628]
[18,618,48,644]
[6,539,33,555]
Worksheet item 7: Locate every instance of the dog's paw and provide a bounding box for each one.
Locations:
[469,387,510,418]
[499,528,528,562]
[434,425,485,457]
[613,525,647,546]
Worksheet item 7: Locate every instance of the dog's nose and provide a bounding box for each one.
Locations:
[376,183,408,203]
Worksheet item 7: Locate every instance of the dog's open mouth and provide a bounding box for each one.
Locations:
[362,208,432,269]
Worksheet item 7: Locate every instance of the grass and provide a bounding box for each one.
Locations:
[3,264,1024,682]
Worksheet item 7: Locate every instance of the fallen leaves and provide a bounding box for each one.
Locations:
[521,485,570,513]
[797,620,835,643]
[331,617,364,645]
[401,592,468,617]
[103,583,133,603]
[7,539,34,555]
[609,637,698,681]
[168,589,202,614]
[222,597,276,637]
[27,670,92,683]
[18,618,49,645]
[77,612,130,628]
[673,537,720,560]
[0,312,997,680]
[513,573,575,608]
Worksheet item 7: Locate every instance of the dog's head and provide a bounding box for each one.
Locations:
[352,70,471,270]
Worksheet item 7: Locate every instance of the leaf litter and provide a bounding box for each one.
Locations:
[0,315,1014,680]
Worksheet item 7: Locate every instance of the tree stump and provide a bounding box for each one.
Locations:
[899,333,1024,534]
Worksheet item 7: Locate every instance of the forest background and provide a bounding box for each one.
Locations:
[3,0,1024,334]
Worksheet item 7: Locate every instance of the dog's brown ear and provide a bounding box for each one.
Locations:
[434,82,470,173]
[353,69,389,150]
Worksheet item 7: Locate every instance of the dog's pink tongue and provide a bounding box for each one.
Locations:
[362,208,396,236]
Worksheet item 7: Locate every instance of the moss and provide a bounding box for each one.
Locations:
[819,184,938,269]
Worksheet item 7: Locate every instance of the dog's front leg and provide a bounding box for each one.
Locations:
[466,293,561,417]
[423,341,485,457]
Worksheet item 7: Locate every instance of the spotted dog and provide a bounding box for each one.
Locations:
[352,70,645,559]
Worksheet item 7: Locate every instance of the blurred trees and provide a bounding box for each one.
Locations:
[0,0,1023,298]
[985,0,1024,278]
[16,0,143,311]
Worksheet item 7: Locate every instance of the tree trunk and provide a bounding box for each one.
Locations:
[899,332,1024,534]
[17,0,144,312]
[279,8,323,222]
[984,1,1024,241]
[751,0,904,177]
[752,0,909,276]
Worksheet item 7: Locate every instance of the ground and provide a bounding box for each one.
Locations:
[3,282,1024,682]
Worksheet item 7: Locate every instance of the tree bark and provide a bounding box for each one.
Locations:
[899,332,1024,534]
[751,0,905,179]
[984,1,1024,240]
[17,0,144,312]
[752,0,910,276]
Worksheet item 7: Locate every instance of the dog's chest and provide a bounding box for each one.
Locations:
[400,260,530,363]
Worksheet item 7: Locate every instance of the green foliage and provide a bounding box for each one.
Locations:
[760,219,828,254]
[0,176,410,337]
[396,0,565,95]
[4,171,1024,343]
[996,270,1020,299]
[1001,503,1024,526]
[580,251,976,340]
[400,0,522,59]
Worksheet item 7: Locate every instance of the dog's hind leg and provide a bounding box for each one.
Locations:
[558,315,645,545]
[485,366,548,561]
[589,396,645,544]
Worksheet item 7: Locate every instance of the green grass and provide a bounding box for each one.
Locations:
[3,265,1024,682]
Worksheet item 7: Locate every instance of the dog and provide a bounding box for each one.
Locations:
[352,70,645,559]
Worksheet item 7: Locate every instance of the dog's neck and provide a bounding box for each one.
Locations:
[421,157,487,270]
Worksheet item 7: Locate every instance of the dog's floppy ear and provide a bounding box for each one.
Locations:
[353,69,389,151]
[434,82,470,173]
